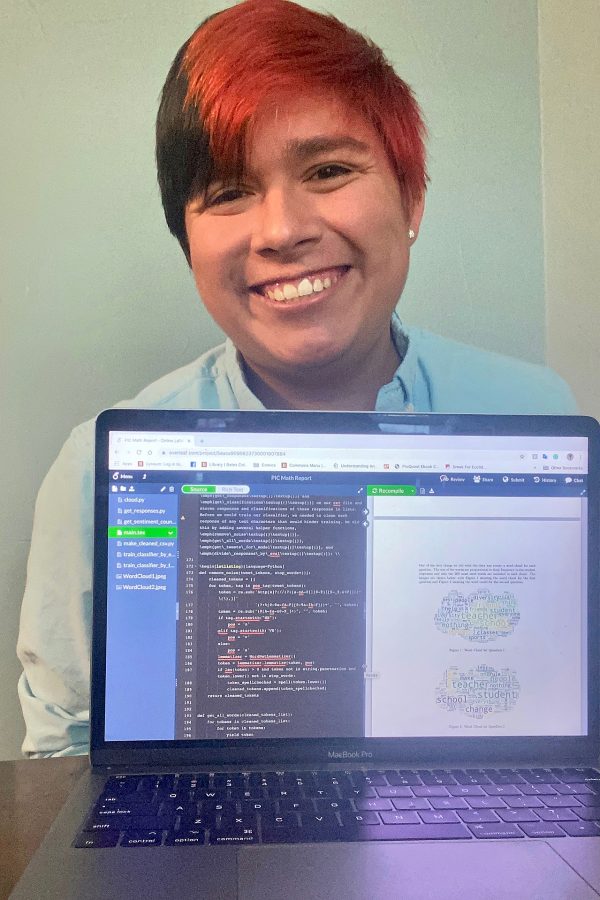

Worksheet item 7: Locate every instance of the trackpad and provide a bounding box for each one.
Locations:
[239,840,598,900]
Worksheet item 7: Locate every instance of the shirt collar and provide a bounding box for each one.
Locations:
[224,339,266,409]
[375,312,425,411]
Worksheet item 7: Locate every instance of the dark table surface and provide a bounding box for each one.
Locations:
[0,756,88,899]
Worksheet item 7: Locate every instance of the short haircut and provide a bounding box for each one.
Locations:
[156,0,427,261]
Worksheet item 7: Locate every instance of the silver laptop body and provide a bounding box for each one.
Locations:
[12,410,600,900]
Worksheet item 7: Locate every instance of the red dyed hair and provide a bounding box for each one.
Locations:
[181,0,427,210]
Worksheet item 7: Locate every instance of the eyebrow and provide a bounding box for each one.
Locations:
[282,135,371,163]
[199,135,372,200]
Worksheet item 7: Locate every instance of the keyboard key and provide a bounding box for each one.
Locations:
[413,786,449,798]
[519,784,557,796]
[262,812,298,829]
[573,795,600,808]
[219,811,258,829]
[355,798,393,811]
[457,810,500,824]
[420,773,457,786]
[74,831,120,848]
[519,822,566,838]
[430,797,469,810]
[391,798,430,811]
[98,795,157,810]
[496,809,540,824]
[350,824,471,841]
[376,786,413,798]
[451,770,492,786]
[213,774,245,789]
[419,810,460,824]
[574,808,600,821]
[550,768,596,784]
[341,811,380,826]
[241,800,270,814]
[349,787,377,799]
[503,796,544,809]
[304,787,336,799]
[361,772,387,786]
[209,826,259,845]
[87,815,165,832]
[164,829,205,846]
[468,797,507,810]
[301,812,338,829]
[518,771,560,785]
[541,796,583,808]
[483,785,522,797]
[314,799,351,814]
[158,800,195,818]
[231,787,262,801]
[483,771,526,786]
[104,776,139,793]
[94,805,144,819]
[447,786,486,797]
[201,800,237,816]
[469,823,524,839]
[121,830,163,847]
[385,771,422,787]
[323,775,349,792]
[84,820,121,833]
[561,820,600,837]
[536,808,578,822]
[380,811,420,825]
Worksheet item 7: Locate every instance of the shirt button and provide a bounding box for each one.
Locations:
[404,402,414,412]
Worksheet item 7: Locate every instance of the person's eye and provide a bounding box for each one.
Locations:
[310,164,352,181]
[206,187,247,207]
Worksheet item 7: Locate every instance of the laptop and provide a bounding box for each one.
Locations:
[12,409,600,900]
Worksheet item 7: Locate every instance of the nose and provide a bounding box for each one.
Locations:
[251,186,320,257]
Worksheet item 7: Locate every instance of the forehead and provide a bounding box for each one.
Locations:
[245,94,386,168]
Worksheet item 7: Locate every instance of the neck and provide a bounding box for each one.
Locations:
[243,337,401,411]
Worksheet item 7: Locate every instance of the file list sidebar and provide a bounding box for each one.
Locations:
[175,491,367,740]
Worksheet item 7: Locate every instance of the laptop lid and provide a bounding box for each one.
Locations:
[91,410,599,769]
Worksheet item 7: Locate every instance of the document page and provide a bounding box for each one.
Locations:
[369,496,585,737]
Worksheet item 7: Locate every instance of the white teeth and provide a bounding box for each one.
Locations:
[297,278,313,297]
[263,270,342,301]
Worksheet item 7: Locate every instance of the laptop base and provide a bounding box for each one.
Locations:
[10,767,600,899]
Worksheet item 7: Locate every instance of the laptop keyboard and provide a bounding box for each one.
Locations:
[74,767,600,847]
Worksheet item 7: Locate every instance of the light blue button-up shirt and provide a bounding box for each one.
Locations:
[16,315,577,757]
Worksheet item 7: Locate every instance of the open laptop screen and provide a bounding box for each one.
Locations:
[93,411,597,757]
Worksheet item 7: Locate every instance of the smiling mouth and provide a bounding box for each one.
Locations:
[251,266,349,302]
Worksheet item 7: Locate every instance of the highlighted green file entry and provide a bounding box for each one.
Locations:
[367,485,416,496]
[181,484,216,493]
[108,527,178,538]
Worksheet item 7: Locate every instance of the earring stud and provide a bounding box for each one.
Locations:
[408,229,415,240]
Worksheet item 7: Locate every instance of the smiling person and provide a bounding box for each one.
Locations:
[17,0,576,757]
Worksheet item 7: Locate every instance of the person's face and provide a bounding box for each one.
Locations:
[184,95,424,382]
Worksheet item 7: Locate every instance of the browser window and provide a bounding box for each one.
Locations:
[103,430,589,743]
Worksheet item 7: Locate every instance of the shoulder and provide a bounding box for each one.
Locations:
[405,326,577,414]
[46,342,233,481]
[115,341,230,410]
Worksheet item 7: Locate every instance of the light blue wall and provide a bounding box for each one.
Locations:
[1,0,544,759]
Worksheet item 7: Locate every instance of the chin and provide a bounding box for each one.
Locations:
[276,345,347,373]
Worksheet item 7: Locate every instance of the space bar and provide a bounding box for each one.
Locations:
[352,823,471,841]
